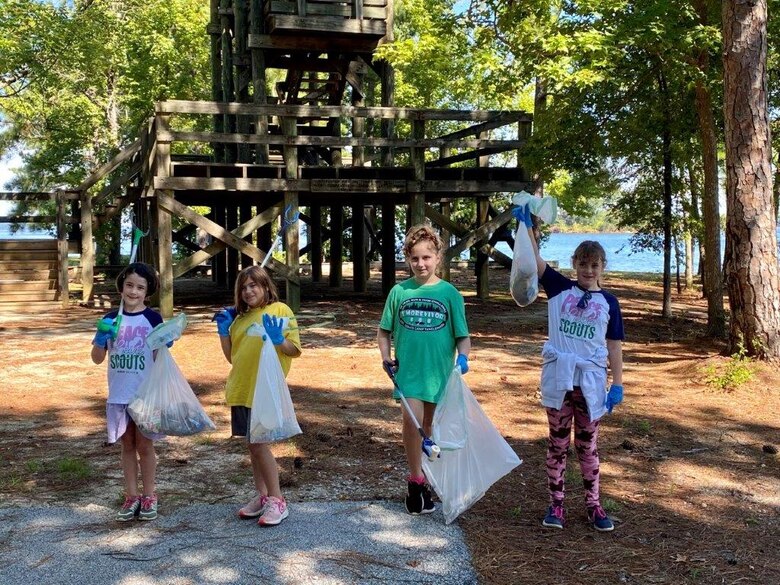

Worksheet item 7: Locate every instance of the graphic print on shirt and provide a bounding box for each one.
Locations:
[398,297,449,332]
[557,291,604,341]
[110,322,151,372]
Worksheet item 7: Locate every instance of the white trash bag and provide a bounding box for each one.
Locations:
[509,191,558,307]
[423,369,522,524]
[128,344,216,436]
[510,221,539,307]
[248,321,302,443]
[432,367,468,450]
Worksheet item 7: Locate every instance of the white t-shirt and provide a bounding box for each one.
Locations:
[96,307,163,404]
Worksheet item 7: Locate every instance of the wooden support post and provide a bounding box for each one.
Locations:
[310,204,322,282]
[409,119,426,226]
[282,116,300,310]
[256,202,272,262]
[352,204,367,292]
[210,0,224,161]
[439,144,453,281]
[214,205,227,286]
[56,191,69,308]
[476,197,490,299]
[220,0,237,163]
[476,129,490,299]
[240,204,252,268]
[234,0,252,163]
[156,196,174,318]
[330,206,343,287]
[352,76,365,168]
[329,116,342,167]
[80,190,94,303]
[226,205,239,286]
[250,0,269,164]
[156,114,174,318]
[440,201,452,281]
[381,203,396,296]
[206,208,217,280]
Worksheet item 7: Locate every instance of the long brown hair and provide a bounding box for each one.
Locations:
[233,265,279,314]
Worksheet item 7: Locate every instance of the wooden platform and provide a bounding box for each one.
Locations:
[0,239,62,310]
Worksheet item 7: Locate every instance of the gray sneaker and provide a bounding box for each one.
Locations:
[138,494,158,521]
[116,496,141,522]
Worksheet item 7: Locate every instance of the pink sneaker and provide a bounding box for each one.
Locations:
[238,494,269,519]
[257,496,289,526]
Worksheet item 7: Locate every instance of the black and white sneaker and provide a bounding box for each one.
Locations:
[421,483,435,514]
[405,481,435,515]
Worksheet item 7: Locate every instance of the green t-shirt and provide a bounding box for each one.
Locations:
[379,278,469,403]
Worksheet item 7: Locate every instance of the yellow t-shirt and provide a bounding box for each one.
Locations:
[224,302,301,407]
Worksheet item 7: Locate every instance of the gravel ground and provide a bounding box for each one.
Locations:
[0,501,476,584]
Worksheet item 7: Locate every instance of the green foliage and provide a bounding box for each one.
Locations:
[704,341,755,392]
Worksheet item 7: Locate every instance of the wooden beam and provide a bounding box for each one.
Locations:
[155,100,533,122]
[173,202,282,277]
[424,204,512,267]
[442,207,515,261]
[158,129,526,150]
[158,194,298,282]
[0,192,79,201]
[425,146,515,168]
[77,139,142,193]
[250,29,383,51]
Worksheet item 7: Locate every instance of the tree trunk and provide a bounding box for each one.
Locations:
[659,69,673,318]
[722,0,780,358]
[693,0,726,336]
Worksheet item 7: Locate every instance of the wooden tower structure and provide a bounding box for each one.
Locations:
[68,0,535,316]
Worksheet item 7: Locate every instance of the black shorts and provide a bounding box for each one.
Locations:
[231,406,251,438]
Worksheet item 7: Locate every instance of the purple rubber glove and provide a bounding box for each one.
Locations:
[605,384,624,413]
[262,313,285,345]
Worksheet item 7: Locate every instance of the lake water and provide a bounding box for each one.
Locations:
[4,223,774,274]
[495,233,678,273]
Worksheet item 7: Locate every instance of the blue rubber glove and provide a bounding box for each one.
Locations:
[605,384,624,413]
[212,307,237,337]
[456,353,469,374]
[93,317,115,348]
[512,204,533,229]
[262,313,285,345]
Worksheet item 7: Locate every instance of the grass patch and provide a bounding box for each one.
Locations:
[704,343,754,392]
[25,460,44,473]
[56,458,92,482]
[601,498,620,514]
[623,418,652,435]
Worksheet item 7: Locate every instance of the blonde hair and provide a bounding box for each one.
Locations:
[571,240,607,268]
[233,265,279,314]
[402,223,444,259]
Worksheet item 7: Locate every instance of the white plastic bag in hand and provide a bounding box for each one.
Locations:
[432,367,468,450]
[510,221,539,307]
[423,369,522,524]
[249,340,302,443]
[128,346,216,436]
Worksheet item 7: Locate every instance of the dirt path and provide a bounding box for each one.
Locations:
[1,268,778,584]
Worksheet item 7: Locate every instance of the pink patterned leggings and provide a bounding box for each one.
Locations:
[545,387,601,507]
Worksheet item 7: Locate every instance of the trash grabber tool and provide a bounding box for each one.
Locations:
[96,221,148,341]
[261,204,300,269]
[383,362,441,461]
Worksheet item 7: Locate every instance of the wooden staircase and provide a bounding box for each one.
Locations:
[0,239,63,311]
